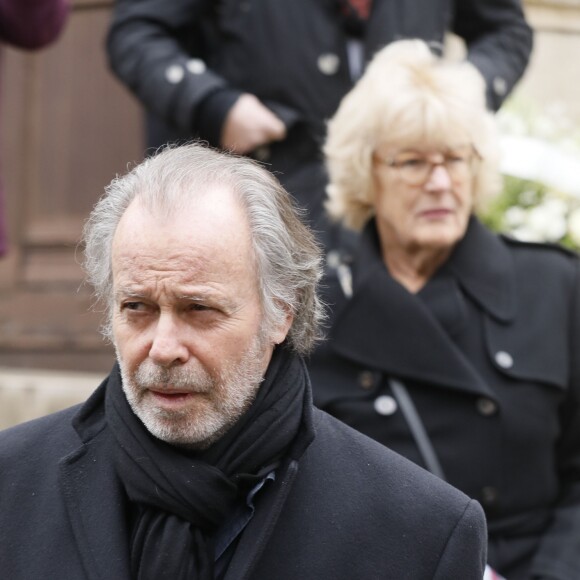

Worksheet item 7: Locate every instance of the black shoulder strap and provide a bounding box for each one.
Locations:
[389,378,446,480]
[334,261,447,481]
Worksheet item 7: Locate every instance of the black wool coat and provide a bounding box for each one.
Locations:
[106,0,532,227]
[308,217,580,579]
[0,373,486,579]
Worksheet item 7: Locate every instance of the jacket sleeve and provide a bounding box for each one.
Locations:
[451,0,533,111]
[0,0,69,49]
[529,260,580,579]
[433,499,487,580]
[106,0,241,141]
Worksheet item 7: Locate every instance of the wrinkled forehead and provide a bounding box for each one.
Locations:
[112,189,258,278]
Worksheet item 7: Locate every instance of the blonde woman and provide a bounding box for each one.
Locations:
[309,40,580,579]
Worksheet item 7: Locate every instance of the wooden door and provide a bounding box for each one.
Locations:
[0,0,143,371]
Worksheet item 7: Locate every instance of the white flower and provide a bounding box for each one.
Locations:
[510,226,543,242]
[489,97,580,250]
[518,189,538,206]
[526,204,567,242]
[497,112,528,137]
[560,137,580,156]
[504,206,527,228]
[542,197,568,218]
[544,102,573,138]
[568,208,580,246]
[534,116,558,141]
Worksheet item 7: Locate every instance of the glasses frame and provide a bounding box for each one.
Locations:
[374,144,481,186]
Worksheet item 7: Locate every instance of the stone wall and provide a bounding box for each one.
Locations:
[446,1,580,121]
[0,368,101,430]
[519,0,580,121]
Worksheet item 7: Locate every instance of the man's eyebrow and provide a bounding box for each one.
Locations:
[178,293,237,311]
[178,294,210,301]
[114,287,147,300]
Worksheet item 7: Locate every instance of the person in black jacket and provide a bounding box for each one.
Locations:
[106,0,533,242]
[307,39,580,580]
[0,143,487,579]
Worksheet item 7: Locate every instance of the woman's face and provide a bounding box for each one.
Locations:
[372,143,476,254]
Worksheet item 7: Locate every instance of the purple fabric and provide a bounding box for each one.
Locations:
[0,0,69,256]
[0,0,69,49]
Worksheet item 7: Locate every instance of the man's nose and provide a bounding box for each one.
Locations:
[425,163,452,191]
[148,314,189,367]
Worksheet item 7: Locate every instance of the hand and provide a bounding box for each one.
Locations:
[221,94,286,154]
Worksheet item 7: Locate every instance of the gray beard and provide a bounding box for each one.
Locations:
[116,335,267,449]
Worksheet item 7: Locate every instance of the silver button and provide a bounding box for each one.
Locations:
[186,58,206,75]
[358,371,375,390]
[254,146,271,162]
[165,64,185,84]
[374,395,398,416]
[476,397,498,417]
[317,53,340,76]
[495,351,513,369]
[493,76,508,97]
[326,250,341,269]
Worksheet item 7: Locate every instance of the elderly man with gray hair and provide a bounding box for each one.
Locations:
[0,143,486,579]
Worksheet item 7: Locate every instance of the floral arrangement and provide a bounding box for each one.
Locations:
[478,97,580,251]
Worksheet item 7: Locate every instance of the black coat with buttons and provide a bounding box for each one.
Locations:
[0,373,487,579]
[308,217,580,580]
[106,0,532,227]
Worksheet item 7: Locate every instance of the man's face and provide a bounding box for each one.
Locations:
[111,187,289,448]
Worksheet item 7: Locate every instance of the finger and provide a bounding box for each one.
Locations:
[266,118,287,142]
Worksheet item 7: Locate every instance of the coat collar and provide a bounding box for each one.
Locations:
[444,217,516,322]
[330,217,515,396]
[59,380,131,580]
[354,217,516,322]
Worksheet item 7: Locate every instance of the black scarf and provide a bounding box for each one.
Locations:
[105,345,315,580]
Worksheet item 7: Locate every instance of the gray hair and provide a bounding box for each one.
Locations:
[82,143,324,355]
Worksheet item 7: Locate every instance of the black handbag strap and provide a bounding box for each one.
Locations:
[332,258,446,480]
[389,378,446,480]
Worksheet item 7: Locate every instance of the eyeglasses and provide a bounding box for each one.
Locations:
[374,145,480,186]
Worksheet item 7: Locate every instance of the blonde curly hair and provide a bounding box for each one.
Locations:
[324,39,502,230]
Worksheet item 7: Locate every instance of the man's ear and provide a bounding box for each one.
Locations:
[271,303,294,345]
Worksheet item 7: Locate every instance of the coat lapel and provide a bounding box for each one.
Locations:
[446,217,516,323]
[224,459,299,580]
[330,218,516,397]
[59,387,131,580]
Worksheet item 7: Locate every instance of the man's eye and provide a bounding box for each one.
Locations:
[188,303,212,312]
[122,302,145,312]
